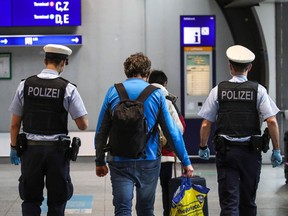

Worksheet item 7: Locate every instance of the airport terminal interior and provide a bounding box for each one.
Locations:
[2,0,288,215]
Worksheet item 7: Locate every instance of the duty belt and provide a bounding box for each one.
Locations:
[27,140,59,146]
[226,140,250,146]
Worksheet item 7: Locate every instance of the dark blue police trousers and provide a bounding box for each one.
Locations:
[19,145,73,216]
[216,145,262,216]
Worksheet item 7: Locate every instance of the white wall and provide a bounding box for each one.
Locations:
[256,2,278,162]
[256,3,276,101]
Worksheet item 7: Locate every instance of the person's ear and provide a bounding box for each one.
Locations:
[247,63,252,71]
[61,59,66,67]
[228,62,233,71]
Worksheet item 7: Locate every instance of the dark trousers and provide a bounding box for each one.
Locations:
[216,145,262,216]
[19,145,73,216]
[159,162,173,216]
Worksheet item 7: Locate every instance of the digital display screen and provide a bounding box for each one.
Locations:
[180,15,215,47]
[0,0,12,26]
[0,35,82,47]
[0,0,81,27]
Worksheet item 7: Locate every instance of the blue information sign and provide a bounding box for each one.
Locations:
[0,0,12,26]
[41,195,93,214]
[0,35,82,47]
[0,0,81,27]
[180,15,216,47]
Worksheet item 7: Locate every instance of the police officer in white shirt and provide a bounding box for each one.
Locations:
[198,45,282,216]
[9,44,88,216]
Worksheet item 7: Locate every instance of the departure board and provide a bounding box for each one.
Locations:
[0,0,81,27]
[0,0,12,26]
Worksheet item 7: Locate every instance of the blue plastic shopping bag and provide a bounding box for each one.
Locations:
[170,176,210,216]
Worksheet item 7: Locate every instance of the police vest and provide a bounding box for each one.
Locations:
[216,81,261,137]
[23,75,69,135]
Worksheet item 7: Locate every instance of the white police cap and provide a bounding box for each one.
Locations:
[226,45,255,63]
[43,44,72,56]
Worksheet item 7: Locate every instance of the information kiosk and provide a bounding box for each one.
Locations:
[180,15,216,159]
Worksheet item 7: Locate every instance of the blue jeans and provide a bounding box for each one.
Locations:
[108,158,161,216]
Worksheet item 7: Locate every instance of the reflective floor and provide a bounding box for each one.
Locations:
[1,157,288,216]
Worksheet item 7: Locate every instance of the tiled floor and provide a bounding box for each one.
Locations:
[1,157,288,216]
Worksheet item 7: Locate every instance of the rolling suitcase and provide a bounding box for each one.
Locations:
[284,131,288,184]
[168,164,209,216]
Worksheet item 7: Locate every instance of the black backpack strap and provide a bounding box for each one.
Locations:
[137,85,159,102]
[137,85,159,141]
[114,83,129,100]
[165,94,177,104]
[166,95,182,116]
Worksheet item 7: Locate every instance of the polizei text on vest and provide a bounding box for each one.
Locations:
[221,90,254,100]
[27,86,60,98]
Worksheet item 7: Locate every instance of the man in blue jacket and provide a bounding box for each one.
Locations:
[94,52,193,216]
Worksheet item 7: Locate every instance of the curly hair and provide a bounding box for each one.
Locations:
[123,52,151,78]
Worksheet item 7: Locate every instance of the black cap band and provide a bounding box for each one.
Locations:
[45,52,68,60]
[229,60,250,67]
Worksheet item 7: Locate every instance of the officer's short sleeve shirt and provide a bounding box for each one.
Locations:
[198,75,280,123]
[9,69,87,140]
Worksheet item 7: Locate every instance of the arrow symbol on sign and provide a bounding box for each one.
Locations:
[0,39,8,44]
[71,37,79,43]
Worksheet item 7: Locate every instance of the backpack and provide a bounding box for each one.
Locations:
[166,95,186,133]
[159,95,186,149]
[108,83,158,159]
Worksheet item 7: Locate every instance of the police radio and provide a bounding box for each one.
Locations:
[70,137,81,161]
[58,136,81,161]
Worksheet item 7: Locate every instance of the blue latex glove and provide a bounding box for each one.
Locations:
[10,148,21,165]
[271,149,282,168]
[198,146,210,160]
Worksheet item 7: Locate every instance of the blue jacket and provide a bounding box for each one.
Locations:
[94,78,191,167]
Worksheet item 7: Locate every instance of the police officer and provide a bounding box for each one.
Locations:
[197,45,282,216]
[9,44,88,216]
